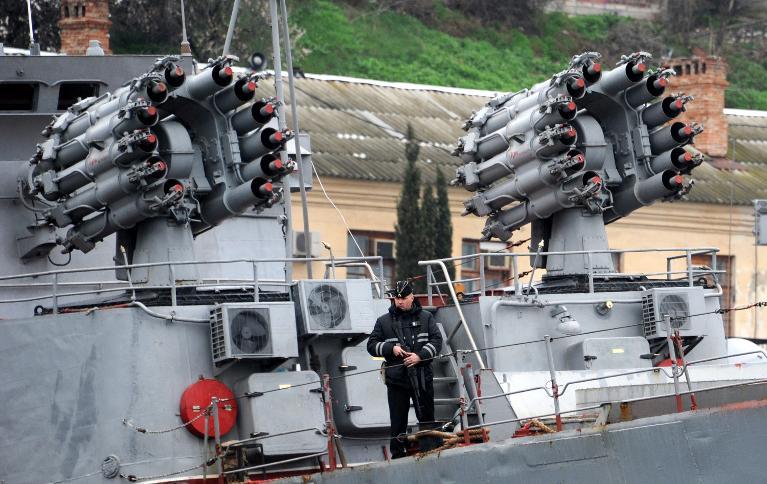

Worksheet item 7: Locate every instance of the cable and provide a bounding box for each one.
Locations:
[308,158,368,268]
[121,300,767,437]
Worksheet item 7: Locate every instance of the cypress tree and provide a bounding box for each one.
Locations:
[394,124,422,290]
[419,184,438,292]
[435,167,455,280]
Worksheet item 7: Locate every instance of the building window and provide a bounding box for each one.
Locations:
[347,231,395,286]
[692,254,734,335]
[460,239,510,293]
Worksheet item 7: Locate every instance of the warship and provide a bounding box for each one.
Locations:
[2,2,767,483]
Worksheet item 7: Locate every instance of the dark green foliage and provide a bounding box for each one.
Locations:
[395,124,424,290]
[0,0,60,51]
[111,0,271,61]
[434,167,454,280]
[420,183,437,260]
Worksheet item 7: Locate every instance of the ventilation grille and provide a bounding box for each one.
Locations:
[306,283,350,330]
[229,308,272,354]
[642,291,691,338]
[210,306,274,362]
[211,306,226,362]
[641,294,656,337]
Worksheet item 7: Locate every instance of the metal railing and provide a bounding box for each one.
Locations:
[422,247,723,300]
[0,255,385,313]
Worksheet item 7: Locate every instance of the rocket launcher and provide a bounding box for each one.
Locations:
[19,57,306,257]
[454,50,704,260]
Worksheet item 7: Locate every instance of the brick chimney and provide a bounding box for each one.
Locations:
[58,0,111,55]
[665,55,728,158]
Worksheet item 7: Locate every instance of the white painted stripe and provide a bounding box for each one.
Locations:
[425,343,437,356]
[423,345,435,357]
[376,342,383,356]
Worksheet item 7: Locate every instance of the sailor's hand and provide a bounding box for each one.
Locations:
[404,353,421,367]
[393,345,408,358]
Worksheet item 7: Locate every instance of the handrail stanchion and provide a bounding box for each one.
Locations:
[673,330,698,410]
[52,272,59,315]
[169,264,177,308]
[479,254,486,295]
[203,409,209,482]
[252,261,259,303]
[420,260,486,370]
[512,254,520,295]
[378,257,385,291]
[427,265,434,306]
[587,253,594,294]
[544,335,563,431]
[211,396,224,482]
[322,374,337,471]
[686,250,694,287]
[665,315,684,413]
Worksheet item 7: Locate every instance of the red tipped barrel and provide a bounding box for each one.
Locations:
[146,157,168,183]
[649,121,698,154]
[231,99,277,135]
[164,179,184,195]
[642,95,688,127]
[558,100,578,120]
[582,61,602,84]
[212,65,234,86]
[254,178,274,198]
[628,61,646,81]
[138,132,158,152]
[164,64,186,88]
[565,149,585,175]
[239,127,291,162]
[253,99,276,123]
[662,170,685,190]
[560,127,577,145]
[566,76,586,99]
[136,105,159,126]
[146,79,169,104]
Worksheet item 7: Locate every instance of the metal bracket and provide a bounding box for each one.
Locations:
[344,405,362,412]
[338,365,357,372]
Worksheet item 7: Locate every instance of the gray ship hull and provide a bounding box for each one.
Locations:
[286,396,767,484]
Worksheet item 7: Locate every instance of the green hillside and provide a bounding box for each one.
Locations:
[288,0,767,110]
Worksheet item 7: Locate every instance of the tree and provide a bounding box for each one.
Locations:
[110,0,272,60]
[395,124,423,291]
[0,0,60,51]
[434,167,454,280]
[420,183,437,262]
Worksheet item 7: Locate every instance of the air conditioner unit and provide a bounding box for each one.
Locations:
[641,287,706,340]
[210,303,298,364]
[293,279,376,335]
[293,231,322,257]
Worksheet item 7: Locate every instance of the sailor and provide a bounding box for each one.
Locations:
[367,280,443,459]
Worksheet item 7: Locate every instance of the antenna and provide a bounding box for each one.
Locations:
[276,0,312,279]
[179,0,191,55]
[25,0,34,45]
[222,0,241,57]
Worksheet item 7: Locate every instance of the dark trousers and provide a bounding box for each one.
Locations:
[387,378,434,457]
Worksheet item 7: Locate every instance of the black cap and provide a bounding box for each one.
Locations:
[389,280,413,298]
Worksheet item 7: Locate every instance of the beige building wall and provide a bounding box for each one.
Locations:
[290,177,765,339]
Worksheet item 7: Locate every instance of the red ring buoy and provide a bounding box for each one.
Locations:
[179,378,238,438]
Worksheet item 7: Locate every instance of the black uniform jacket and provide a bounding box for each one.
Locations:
[366,301,443,387]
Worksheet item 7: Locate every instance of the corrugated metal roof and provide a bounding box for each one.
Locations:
[252,76,767,205]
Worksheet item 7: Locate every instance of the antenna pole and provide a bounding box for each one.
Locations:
[179,0,191,55]
[222,0,241,57]
[270,0,312,278]
[25,0,35,46]
[279,0,312,279]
